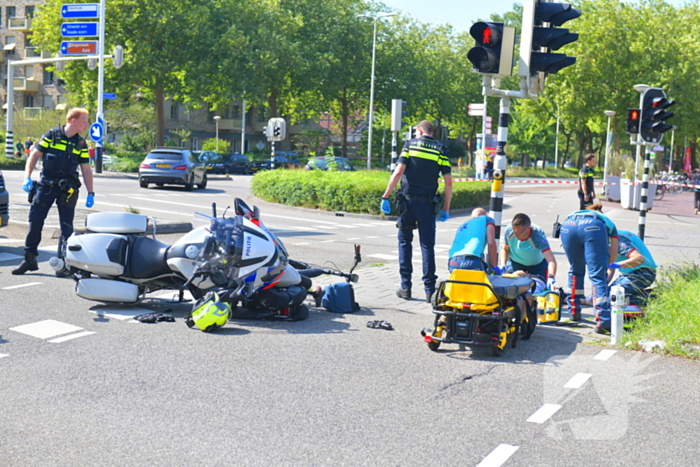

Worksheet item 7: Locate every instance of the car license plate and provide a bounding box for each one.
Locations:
[155,164,170,168]
[206,167,213,170]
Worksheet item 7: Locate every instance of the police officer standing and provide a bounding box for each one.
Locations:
[12,108,95,276]
[381,120,452,303]
[577,153,597,210]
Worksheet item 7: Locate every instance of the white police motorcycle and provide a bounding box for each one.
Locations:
[51,198,358,321]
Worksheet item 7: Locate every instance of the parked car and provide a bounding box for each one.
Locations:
[0,170,9,228]
[249,155,295,173]
[139,148,207,190]
[305,156,355,171]
[194,150,219,164]
[223,154,251,175]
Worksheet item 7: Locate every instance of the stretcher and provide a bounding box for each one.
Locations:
[422,270,536,356]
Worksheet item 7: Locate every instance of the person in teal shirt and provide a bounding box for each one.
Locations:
[500,213,558,287]
[608,230,657,306]
[448,207,500,273]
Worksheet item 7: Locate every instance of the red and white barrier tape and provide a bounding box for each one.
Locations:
[448,178,700,189]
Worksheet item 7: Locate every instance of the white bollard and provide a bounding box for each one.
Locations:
[609,285,626,345]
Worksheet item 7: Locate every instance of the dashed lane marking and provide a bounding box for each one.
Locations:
[564,372,592,389]
[476,444,519,467]
[0,252,23,262]
[594,349,617,361]
[526,403,562,424]
[0,354,9,359]
[10,320,85,340]
[49,331,96,343]
[313,225,339,230]
[0,239,23,244]
[292,242,310,246]
[2,282,43,290]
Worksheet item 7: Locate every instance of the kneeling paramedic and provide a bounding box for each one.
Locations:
[608,230,657,307]
[381,120,452,303]
[448,207,500,274]
[560,204,618,333]
[12,108,95,276]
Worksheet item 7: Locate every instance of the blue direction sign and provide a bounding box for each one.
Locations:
[61,22,98,37]
[103,93,117,100]
[61,3,99,19]
[90,122,104,144]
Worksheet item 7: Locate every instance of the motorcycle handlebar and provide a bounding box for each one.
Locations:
[291,260,358,283]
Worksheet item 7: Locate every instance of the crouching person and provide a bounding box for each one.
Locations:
[607,230,657,306]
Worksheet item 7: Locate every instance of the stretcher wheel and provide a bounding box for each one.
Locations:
[492,323,509,356]
[427,340,441,351]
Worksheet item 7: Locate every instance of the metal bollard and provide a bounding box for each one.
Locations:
[609,285,626,345]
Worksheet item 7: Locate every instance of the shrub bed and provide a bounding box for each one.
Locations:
[251,169,491,215]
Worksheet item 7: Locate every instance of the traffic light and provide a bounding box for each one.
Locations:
[267,117,286,141]
[273,126,281,137]
[520,0,581,77]
[404,126,416,140]
[639,87,675,144]
[113,45,124,69]
[626,108,640,134]
[391,99,408,132]
[467,22,516,76]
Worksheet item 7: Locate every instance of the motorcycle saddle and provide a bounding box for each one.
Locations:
[123,236,172,279]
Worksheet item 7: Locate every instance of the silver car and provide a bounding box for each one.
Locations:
[138,148,207,190]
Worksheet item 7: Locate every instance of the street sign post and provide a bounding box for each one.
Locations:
[60,41,98,55]
[468,103,486,117]
[61,22,98,37]
[61,3,99,19]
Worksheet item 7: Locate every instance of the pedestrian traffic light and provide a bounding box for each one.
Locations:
[391,99,408,132]
[626,108,640,134]
[467,22,516,76]
[273,126,281,137]
[639,87,675,144]
[520,0,581,77]
[267,117,286,141]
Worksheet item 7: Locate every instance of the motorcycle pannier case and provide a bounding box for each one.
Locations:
[86,212,148,234]
[76,278,140,303]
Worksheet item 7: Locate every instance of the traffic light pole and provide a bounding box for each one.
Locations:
[271,141,275,170]
[390,131,398,172]
[488,96,511,248]
[637,147,654,241]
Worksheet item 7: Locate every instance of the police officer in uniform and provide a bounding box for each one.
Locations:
[12,108,95,276]
[381,120,452,303]
[577,153,596,210]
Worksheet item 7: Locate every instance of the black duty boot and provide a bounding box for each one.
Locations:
[12,252,39,275]
[396,288,411,300]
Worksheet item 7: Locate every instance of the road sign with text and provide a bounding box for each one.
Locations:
[60,41,98,55]
[61,22,98,37]
[61,3,99,19]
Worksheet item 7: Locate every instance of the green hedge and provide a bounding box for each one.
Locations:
[251,169,491,215]
[0,156,28,171]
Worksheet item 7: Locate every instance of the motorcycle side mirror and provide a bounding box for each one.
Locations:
[209,271,229,286]
[252,205,260,221]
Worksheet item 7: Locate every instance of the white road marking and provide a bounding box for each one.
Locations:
[526,403,562,424]
[476,444,519,467]
[0,252,23,262]
[346,238,361,241]
[49,331,96,343]
[292,242,310,246]
[564,372,592,389]
[594,349,617,361]
[0,239,23,244]
[10,320,83,340]
[0,354,9,359]
[367,254,397,260]
[365,236,379,239]
[313,225,339,230]
[2,282,43,290]
[89,307,153,320]
[320,240,335,243]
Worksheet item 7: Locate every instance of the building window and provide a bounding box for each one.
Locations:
[43,95,53,109]
[24,94,34,108]
[191,137,198,151]
[25,65,33,79]
[43,67,54,85]
[26,6,35,17]
[170,102,178,120]
[6,7,15,27]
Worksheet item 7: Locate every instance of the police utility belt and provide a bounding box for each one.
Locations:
[395,192,444,217]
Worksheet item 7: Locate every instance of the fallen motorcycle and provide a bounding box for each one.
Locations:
[50,198,359,321]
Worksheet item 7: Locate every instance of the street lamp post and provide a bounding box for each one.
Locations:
[213,115,221,152]
[357,12,396,170]
[603,110,616,198]
[669,125,678,173]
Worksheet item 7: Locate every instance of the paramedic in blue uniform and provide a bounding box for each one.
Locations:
[608,230,657,306]
[500,213,557,288]
[12,108,95,276]
[381,120,452,303]
[578,153,597,210]
[447,207,499,273]
[560,204,618,333]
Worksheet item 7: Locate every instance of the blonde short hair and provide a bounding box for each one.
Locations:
[66,107,89,122]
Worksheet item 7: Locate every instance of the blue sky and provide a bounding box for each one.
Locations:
[380,0,690,33]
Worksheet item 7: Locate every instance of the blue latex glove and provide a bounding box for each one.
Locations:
[492,266,504,275]
[608,263,620,269]
[85,193,95,208]
[438,210,450,222]
[547,277,557,290]
[380,198,391,214]
[22,177,33,193]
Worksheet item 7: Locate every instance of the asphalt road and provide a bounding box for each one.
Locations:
[1,170,699,467]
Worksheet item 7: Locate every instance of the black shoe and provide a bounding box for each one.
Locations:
[311,286,324,307]
[12,253,39,275]
[426,292,434,304]
[55,269,71,278]
[594,326,611,335]
[396,288,411,300]
[570,313,582,322]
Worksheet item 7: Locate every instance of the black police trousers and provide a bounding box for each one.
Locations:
[25,182,76,255]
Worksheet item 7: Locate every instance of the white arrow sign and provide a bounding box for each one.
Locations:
[469,103,485,110]
[90,122,104,143]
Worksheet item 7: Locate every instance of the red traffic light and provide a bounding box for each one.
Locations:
[629,109,639,121]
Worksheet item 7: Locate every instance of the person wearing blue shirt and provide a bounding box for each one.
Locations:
[578,154,597,210]
[500,213,558,287]
[448,208,498,273]
[608,230,657,306]
[560,204,619,333]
